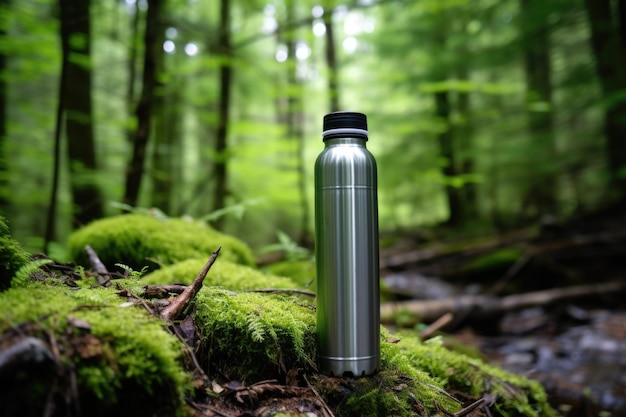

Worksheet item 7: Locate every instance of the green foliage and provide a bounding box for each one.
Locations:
[67,214,255,272]
[141,257,297,290]
[264,259,316,289]
[259,231,311,261]
[0,216,30,290]
[0,281,189,416]
[10,258,54,287]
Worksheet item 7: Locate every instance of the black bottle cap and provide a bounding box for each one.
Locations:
[323,112,367,132]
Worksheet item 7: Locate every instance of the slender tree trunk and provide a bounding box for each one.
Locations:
[584,0,626,195]
[126,0,141,143]
[0,0,9,215]
[520,0,557,218]
[123,0,162,208]
[212,0,232,228]
[59,0,104,228]
[44,4,68,253]
[283,0,310,245]
[457,67,477,220]
[323,5,340,112]
[435,91,463,226]
[152,67,180,214]
[433,21,463,226]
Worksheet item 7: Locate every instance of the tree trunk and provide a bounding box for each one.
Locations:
[520,0,558,218]
[123,0,162,208]
[435,90,463,226]
[126,0,141,144]
[59,0,104,228]
[282,1,310,245]
[152,66,182,214]
[457,67,477,220]
[212,0,232,228]
[584,0,626,195]
[0,0,8,215]
[323,5,340,112]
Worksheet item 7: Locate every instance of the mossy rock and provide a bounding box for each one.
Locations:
[0,216,30,290]
[68,214,255,272]
[0,281,188,417]
[142,258,298,290]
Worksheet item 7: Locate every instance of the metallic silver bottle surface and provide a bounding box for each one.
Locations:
[315,111,380,377]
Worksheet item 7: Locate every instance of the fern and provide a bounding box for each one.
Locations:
[246,315,266,343]
[11,258,54,287]
[115,263,149,279]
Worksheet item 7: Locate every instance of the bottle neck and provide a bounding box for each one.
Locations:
[323,137,368,147]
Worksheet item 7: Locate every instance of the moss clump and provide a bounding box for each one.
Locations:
[68,214,255,272]
[0,281,189,417]
[142,258,298,290]
[193,288,317,382]
[0,216,30,290]
[391,333,556,417]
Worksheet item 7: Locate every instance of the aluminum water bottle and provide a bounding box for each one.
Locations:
[315,111,380,377]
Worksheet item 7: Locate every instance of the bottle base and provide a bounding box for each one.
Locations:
[318,354,379,377]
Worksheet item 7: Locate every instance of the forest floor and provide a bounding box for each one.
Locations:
[380,204,626,417]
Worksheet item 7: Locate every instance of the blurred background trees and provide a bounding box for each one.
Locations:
[0,0,623,257]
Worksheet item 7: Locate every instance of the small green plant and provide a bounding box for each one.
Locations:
[199,198,266,222]
[259,231,310,261]
[115,263,149,279]
[11,258,54,287]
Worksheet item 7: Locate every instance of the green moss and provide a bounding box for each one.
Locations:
[193,288,317,382]
[0,216,30,291]
[0,281,189,417]
[142,258,297,290]
[392,333,556,417]
[264,260,316,289]
[67,214,255,272]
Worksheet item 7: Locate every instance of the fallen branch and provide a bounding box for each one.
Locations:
[85,245,111,287]
[160,247,221,323]
[380,280,626,324]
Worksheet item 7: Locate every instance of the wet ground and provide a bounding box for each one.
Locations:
[382,273,626,417]
[478,308,626,417]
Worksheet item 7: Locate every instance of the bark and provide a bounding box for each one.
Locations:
[520,0,558,217]
[584,0,626,194]
[212,0,232,227]
[59,0,104,227]
[123,0,162,208]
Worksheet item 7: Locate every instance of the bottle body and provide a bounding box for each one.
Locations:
[315,136,380,377]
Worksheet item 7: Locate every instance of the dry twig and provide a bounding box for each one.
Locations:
[160,247,221,323]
